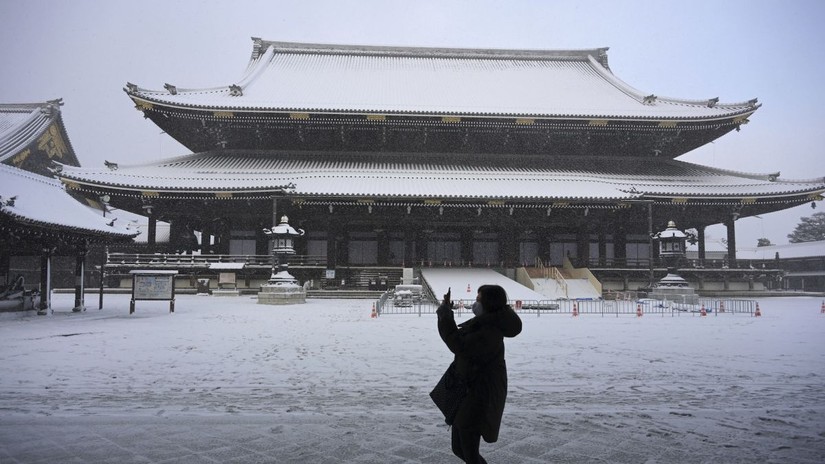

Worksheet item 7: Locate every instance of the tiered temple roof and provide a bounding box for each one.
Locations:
[124,40,760,157]
[0,100,81,177]
[128,40,757,120]
[57,150,824,207]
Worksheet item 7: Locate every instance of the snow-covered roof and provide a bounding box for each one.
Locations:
[0,100,81,174]
[0,164,137,239]
[736,241,825,260]
[56,150,825,202]
[125,39,759,120]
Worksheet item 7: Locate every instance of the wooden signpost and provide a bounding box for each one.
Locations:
[129,270,178,314]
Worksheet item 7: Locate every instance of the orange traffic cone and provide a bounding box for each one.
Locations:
[700,304,707,317]
[719,301,725,313]
[754,303,761,317]
[572,303,578,317]
[636,304,643,317]
[371,303,377,318]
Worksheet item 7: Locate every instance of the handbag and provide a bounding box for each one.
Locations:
[429,361,468,425]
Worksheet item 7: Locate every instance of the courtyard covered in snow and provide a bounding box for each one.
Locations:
[1,293,823,463]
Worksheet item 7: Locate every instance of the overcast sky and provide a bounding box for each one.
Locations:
[1,0,823,249]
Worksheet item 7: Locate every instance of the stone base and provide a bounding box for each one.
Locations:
[212,289,240,297]
[257,283,306,305]
[650,274,699,305]
[649,287,699,305]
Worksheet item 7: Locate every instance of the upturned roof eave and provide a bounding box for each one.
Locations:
[1,210,138,239]
[124,90,759,123]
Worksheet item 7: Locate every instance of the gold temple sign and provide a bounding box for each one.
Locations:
[658,120,678,128]
[588,119,609,127]
[487,200,506,206]
[441,116,461,123]
[215,192,233,199]
[515,118,535,125]
[671,197,688,204]
[134,100,153,111]
[424,199,442,205]
[356,199,375,204]
[11,149,30,167]
[141,191,160,198]
[213,111,234,119]
[740,197,757,204]
[290,112,310,120]
[37,124,68,159]
[366,114,386,121]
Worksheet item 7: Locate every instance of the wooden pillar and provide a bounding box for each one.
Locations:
[201,221,212,254]
[0,253,9,286]
[72,246,86,312]
[537,227,551,267]
[461,230,473,266]
[377,230,390,265]
[338,230,349,267]
[598,231,607,266]
[326,225,338,269]
[147,215,157,248]
[38,250,50,315]
[576,224,589,268]
[416,231,429,266]
[403,229,415,267]
[614,226,627,267]
[697,226,706,267]
[726,217,737,268]
[502,226,519,268]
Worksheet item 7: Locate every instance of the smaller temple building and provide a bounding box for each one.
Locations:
[1,101,137,314]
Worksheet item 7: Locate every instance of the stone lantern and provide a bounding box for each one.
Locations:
[258,215,306,305]
[649,220,698,304]
[657,220,687,262]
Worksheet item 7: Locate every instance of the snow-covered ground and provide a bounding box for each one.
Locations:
[1,293,824,463]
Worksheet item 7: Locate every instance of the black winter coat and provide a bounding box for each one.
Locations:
[437,303,522,443]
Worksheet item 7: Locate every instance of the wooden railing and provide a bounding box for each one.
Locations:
[106,253,328,268]
[533,257,569,298]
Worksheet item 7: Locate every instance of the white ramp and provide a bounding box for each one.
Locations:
[420,268,547,304]
[530,277,602,300]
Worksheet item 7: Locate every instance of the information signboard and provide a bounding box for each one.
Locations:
[129,270,178,314]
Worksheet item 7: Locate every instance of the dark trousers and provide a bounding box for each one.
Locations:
[451,425,487,464]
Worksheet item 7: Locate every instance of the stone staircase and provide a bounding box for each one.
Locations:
[306,289,385,299]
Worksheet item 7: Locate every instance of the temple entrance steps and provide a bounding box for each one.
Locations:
[520,266,602,300]
[419,268,547,304]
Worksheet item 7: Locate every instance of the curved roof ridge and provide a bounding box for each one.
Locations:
[251,37,608,63]
[0,162,62,186]
[0,99,63,161]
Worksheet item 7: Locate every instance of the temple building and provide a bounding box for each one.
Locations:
[1,101,137,312]
[55,39,825,293]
